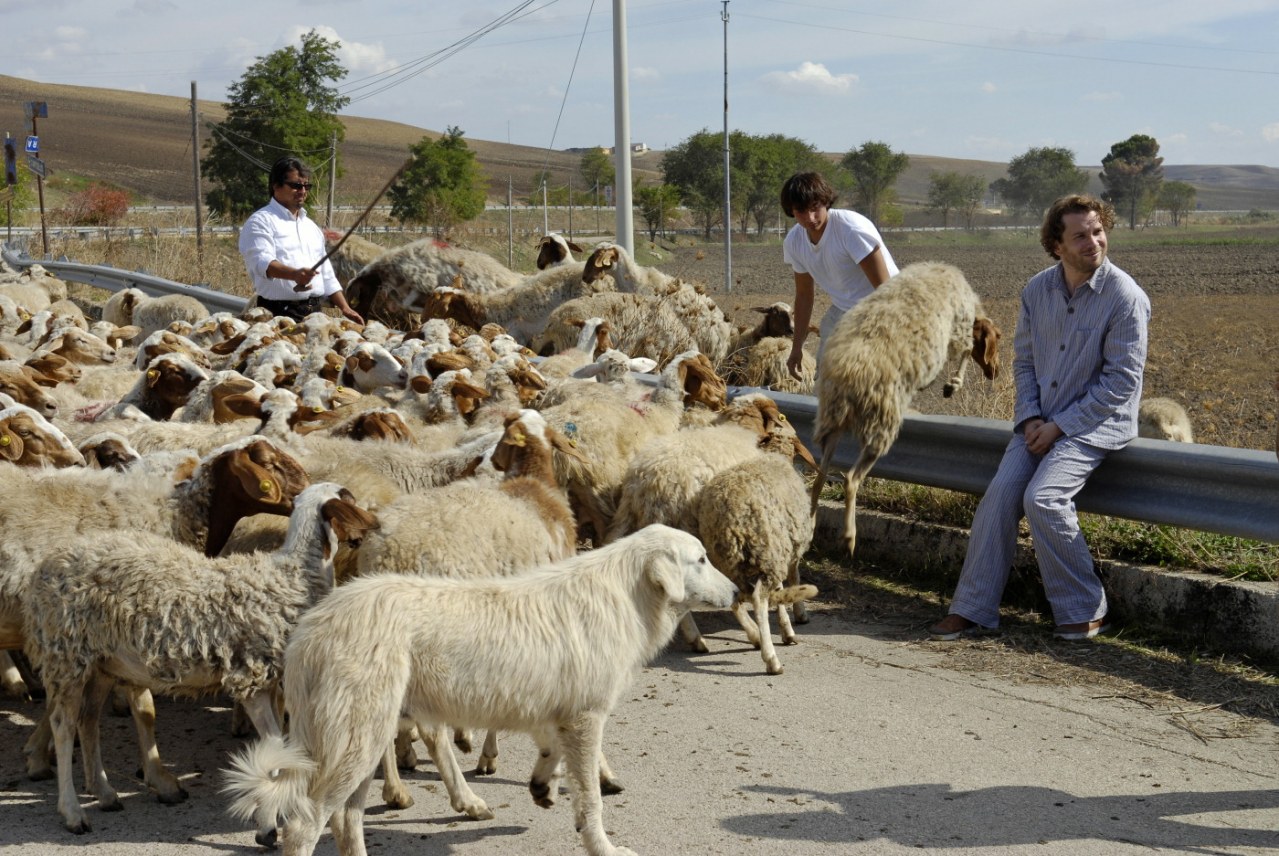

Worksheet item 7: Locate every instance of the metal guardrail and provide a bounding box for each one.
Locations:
[763,388,1279,545]
[5,243,1277,544]
[2,244,247,314]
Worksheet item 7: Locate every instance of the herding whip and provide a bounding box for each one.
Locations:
[295,155,413,292]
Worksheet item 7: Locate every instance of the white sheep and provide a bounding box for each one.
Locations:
[0,403,85,467]
[26,481,378,836]
[722,302,817,395]
[808,261,1002,557]
[694,428,819,675]
[1138,397,1194,443]
[535,232,585,269]
[346,237,525,318]
[131,292,212,341]
[538,349,728,544]
[537,290,699,368]
[0,360,60,419]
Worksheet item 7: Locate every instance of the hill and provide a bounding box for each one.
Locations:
[3,74,1277,212]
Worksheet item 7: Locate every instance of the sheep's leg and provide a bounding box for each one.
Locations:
[677,611,709,653]
[49,674,92,833]
[229,701,254,738]
[453,727,474,754]
[380,742,415,809]
[731,598,762,647]
[0,650,29,698]
[23,710,55,780]
[237,691,282,737]
[124,685,187,804]
[80,670,124,812]
[529,728,562,808]
[753,581,783,675]
[476,728,499,775]
[282,809,327,856]
[843,448,879,559]
[784,558,809,625]
[563,712,634,856]
[330,773,374,856]
[776,602,799,646]
[598,750,624,795]
[419,721,493,820]
[943,338,971,398]
[394,719,419,769]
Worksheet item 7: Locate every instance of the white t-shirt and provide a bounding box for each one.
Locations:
[783,208,898,312]
[238,197,341,301]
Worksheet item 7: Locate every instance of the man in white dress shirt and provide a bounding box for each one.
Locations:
[238,156,364,324]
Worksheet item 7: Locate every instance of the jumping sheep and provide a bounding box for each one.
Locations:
[808,261,1002,557]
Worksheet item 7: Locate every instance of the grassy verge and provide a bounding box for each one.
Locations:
[831,477,1279,584]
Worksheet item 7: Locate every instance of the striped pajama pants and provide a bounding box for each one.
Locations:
[949,433,1110,628]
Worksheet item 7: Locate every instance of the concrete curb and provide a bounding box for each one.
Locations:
[813,500,1279,669]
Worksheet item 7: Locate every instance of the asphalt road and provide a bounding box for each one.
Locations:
[2,603,1276,856]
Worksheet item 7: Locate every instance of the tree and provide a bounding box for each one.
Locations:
[388,127,488,236]
[926,171,985,229]
[838,141,909,227]
[733,132,823,234]
[0,161,36,228]
[989,146,1089,221]
[662,130,724,238]
[1100,134,1164,230]
[202,29,349,218]
[579,148,615,202]
[634,183,681,241]
[1158,180,1197,227]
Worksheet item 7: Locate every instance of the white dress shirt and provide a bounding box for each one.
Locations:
[238,197,341,301]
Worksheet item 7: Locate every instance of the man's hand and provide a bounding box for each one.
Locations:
[786,344,806,381]
[291,267,317,292]
[340,306,365,325]
[1025,419,1064,455]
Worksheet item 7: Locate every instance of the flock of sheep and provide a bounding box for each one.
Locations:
[0,231,1210,856]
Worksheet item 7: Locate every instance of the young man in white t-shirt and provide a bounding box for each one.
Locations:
[780,171,898,380]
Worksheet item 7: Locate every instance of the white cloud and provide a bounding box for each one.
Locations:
[632,66,660,82]
[1208,122,1244,137]
[1165,132,1188,145]
[1081,91,1122,102]
[760,62,857,96]
[1263,123,1279,143]
[53,26,87,40]
[981,82,997,94]
[122,0,177,14]
[284,25,397,75]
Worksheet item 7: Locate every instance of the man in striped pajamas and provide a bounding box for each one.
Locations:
[931,194,1150,642]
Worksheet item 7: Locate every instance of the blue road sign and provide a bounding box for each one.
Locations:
[25,136,38,154]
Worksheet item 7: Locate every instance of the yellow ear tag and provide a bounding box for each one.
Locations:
[146,370,159,380]
[510,429,527,447]
[0,436,9,446]
[312,406,325,414]
[19,313,30,321]
[336,385,345,392]
[778,414,788,422]
[259,479,275,494]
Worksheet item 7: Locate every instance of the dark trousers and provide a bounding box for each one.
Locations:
[256,295,323,321]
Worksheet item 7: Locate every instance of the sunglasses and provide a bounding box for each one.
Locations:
[283,181,313,191]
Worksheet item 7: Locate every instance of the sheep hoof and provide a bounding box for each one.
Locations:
[689,638,709,654]
[255,826,279,849]
[476,755,497,775]
[396,746,418,770]
[453,731,473,754]
[600,776,625,796]
[100,796,124,812]
[942,383,956,398]
[156,785,189,805]
[27,764,54,781]
[792,602,810,624]
[765,659,784,676]
[66,817,92,835]
[382,784,415,809]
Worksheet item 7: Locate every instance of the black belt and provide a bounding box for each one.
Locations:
[257,295,323,319]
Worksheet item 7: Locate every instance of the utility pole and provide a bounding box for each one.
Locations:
[541,178,548,236]
[612,0,634,253]
[326,130,337,228]
[722,0,731,292]
[190,82,204,254]
[507,176,514,269]
[568,173,573,240]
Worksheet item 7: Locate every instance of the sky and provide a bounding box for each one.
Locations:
[5,0,1279,170]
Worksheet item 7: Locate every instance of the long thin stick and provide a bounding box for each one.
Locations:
[298,156,412,289]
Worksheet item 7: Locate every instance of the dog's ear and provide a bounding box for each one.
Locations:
[647,543,687,604]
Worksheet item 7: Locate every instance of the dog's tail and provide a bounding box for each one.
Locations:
[770,584,818,605]
[223,734,318,831]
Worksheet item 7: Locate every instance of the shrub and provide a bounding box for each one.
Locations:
[63,183,130,226]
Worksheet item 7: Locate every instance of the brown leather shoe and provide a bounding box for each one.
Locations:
[929,614,1000,641]
[1053,617,1110,640]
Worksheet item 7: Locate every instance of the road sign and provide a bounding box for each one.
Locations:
[25,136,38,154]
[0,186,13,204]
[3,138,16,185]
[26,155,46,179]
[22,101,48,119]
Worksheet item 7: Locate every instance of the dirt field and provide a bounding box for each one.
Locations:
[646,232,1279,453]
